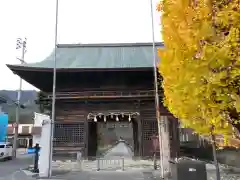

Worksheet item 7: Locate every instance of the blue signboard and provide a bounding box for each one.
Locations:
[0,113,8,142]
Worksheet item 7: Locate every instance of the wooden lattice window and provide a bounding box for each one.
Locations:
[142,121,158,140]
[53,123,84,146]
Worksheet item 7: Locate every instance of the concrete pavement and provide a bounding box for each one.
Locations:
[0,152,34,180]
[65,171,154,180]
[32,171,159,180]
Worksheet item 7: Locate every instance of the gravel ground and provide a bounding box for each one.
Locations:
[207,170,240,180]
[17,157,240,180]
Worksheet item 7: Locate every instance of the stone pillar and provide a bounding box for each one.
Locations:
[161,116,170,174]
[39,118,51,178]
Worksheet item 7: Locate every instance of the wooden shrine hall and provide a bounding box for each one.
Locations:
[7,42,180,158]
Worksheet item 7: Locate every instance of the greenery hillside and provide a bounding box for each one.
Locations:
[0,90,39,124]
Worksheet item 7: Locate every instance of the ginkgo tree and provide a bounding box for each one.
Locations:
[158,1,239,178]
[157,0,240,141]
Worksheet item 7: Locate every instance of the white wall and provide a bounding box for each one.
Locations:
[38,118,51,177]
[33,135,41,146]
[32,112,50,147]
[34,112,50,126]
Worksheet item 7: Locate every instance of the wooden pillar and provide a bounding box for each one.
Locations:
[167,116,180,158]
[171,118,180,158]
[84,105,89,159]
[137,115,142,157]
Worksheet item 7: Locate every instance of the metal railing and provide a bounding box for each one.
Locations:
[47,90,156,99]
[96,158,125,171]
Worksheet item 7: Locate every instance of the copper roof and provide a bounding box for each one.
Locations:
[7,42,163,70]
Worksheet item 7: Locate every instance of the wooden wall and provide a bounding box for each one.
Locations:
[53,99,179,158]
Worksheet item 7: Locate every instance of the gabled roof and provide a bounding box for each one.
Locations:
[7,42,163,69]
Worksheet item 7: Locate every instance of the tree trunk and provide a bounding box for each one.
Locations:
[211,133,221,180]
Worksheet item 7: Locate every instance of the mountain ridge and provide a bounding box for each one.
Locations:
[0,90,39,123]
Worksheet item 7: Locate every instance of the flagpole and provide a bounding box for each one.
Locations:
[48,0,59,177]
[150,0,164,178]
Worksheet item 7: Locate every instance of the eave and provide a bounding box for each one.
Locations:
[6,64,154,73]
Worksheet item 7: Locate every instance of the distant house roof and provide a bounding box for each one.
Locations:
[7,42,163,69]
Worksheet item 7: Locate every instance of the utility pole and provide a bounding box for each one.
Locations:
[150,0,165,178]
[12,38,27,158]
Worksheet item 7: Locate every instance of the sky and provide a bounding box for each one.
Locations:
[0,0,162,90]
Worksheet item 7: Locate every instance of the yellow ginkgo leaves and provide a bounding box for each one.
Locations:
[157,0,240,145]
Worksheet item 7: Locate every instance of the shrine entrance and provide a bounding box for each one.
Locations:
[87,112,140,158]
